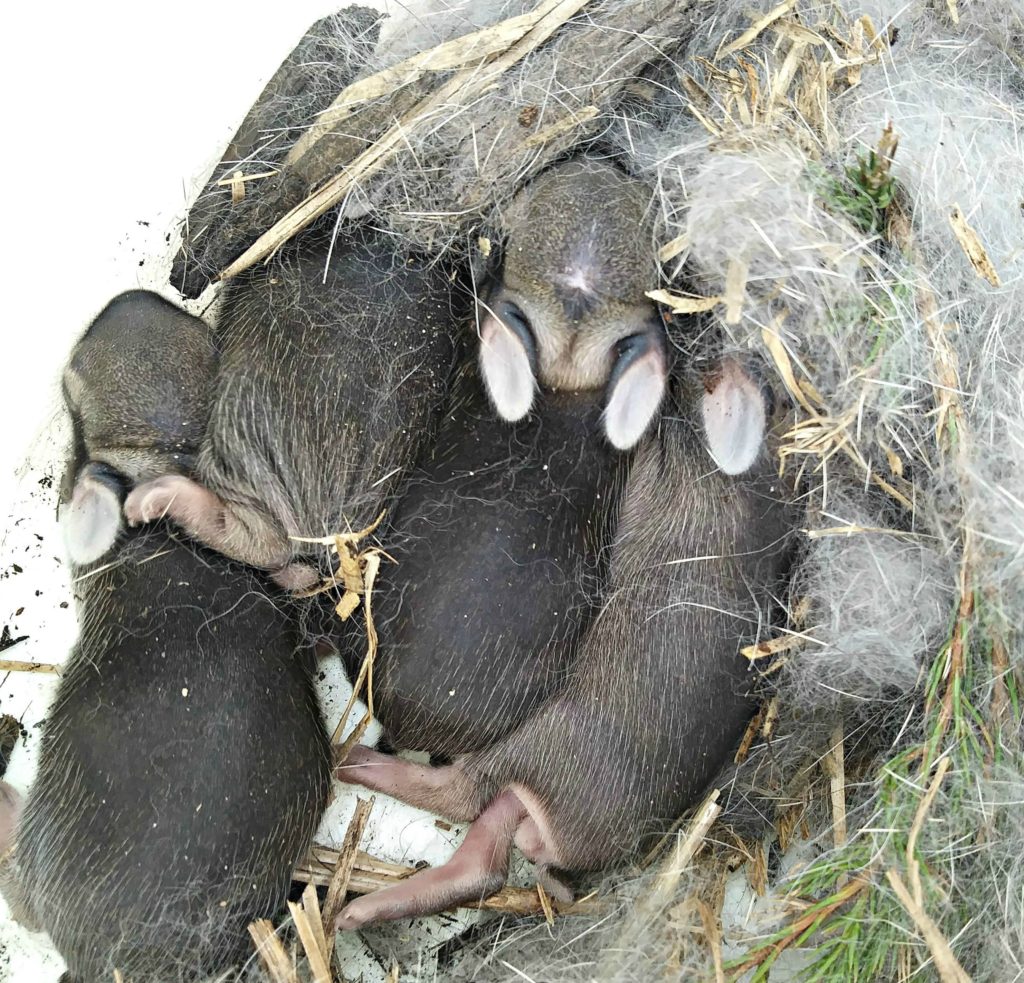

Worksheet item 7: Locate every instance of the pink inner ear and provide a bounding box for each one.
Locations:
[478,312,535,422]
[701,361,767,475]
[604,346,667,451]
[63,472,123,565]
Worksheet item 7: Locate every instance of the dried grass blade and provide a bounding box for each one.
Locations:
[287,7,547,158]
[646,288,721,314]
[717,0,797,60]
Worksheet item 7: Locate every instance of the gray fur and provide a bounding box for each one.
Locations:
[125,226,465,587]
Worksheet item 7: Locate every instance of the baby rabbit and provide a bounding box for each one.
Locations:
[366,159,669,757]
[335,358,798,926]
[1,293,331,981]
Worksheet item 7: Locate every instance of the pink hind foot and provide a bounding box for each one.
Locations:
[124,475,304,584]
[335,745,481,821]
[335,789,526,930]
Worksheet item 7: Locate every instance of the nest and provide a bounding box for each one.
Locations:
[151,1,1024,979]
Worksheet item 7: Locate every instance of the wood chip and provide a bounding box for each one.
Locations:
[946,0,960,26]
[230,170,246,204]
[846,18,865,86]
[248,919,297,983]
[768,38,807,117]
[729,68,752,126]
[334,591,360,621]
[650,789,722,905]
[741,632,808,662]
[0,660,61,675]
[537,881,555,925]
[717,0,797,60]
[949,205,1001,286]
[734,703,768,764]
[771,19,829,48]
[289,892,332,983]
[645,288,721,314]
[656,234,690,263]
[322,796,375,958]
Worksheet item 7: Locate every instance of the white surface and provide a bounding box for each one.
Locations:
[0,4,483,980]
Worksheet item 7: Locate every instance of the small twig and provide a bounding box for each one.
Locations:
[741,632,810,661]
[641,788,720,869]
[295,843,603,917]
[717,0,797,60]
[213,169,280,187]
[537,881,555,925]
[734,703,768,765]
[649,790,722,909]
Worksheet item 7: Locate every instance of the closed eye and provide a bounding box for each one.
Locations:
[497,301,538,368]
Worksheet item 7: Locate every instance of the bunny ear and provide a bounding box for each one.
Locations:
[478,306,537,422]
[62,463,124,565]
[701,359,768,475]
[603,332,668,451]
